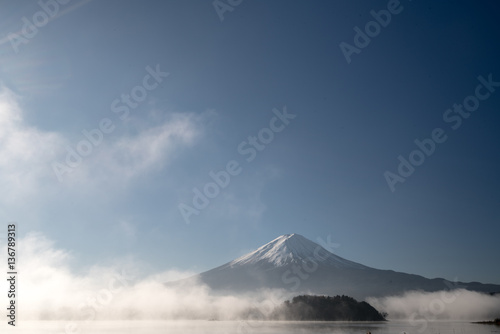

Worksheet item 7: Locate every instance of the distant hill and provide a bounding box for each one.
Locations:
[472,318,500,326]
[270,295,386,321]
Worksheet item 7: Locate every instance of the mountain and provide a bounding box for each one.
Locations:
[176,234,500,299]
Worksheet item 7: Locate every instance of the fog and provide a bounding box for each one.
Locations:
[0,232,292,321]
[2,232,498,323]
[367,289,500,321]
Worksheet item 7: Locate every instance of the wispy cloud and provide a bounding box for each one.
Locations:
[0,85,208,201]
[0,86,65,202]
[61,111,205,185]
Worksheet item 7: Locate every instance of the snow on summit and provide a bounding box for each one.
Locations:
[229,234,309,266]
[229,233,367,269]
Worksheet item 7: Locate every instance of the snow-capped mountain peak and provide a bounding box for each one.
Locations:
[174,233,500,300]
[228,233,367,269]
[171,234,500,299]
[229,234,307,266]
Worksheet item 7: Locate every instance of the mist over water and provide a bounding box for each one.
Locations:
[1,233,499,327]
[368,289,500,321]
[1,233,294,321]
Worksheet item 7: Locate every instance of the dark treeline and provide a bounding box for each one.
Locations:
[268,295,387,321]
[472,318,500,326]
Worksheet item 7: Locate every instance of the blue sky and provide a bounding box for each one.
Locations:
[0,0,499,285]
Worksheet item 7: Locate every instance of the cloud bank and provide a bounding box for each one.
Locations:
[368,289,500,321]
[0,232,290,324]
[1,232,499,327]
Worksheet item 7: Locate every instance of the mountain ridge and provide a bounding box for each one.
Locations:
[171,233,500,299]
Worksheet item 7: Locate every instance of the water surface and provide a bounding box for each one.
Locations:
[2,320,498,334]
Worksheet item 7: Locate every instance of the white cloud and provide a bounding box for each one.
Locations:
[0,86,66,202]
[144,269,199,283]
[0,84,208,200]
[90,112,202,182]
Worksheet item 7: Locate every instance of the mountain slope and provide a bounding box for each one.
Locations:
[176,234,500,299]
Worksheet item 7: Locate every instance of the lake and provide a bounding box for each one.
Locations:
[2,320,498,334]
